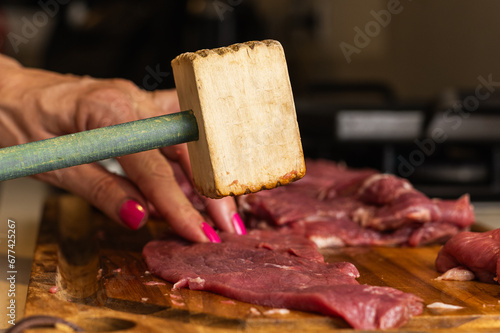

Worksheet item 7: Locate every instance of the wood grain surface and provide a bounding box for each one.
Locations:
[24,195,500,332]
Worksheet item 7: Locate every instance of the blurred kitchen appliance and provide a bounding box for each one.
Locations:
[296,85,500,200]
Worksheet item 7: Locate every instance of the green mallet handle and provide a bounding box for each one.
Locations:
[0,110,198,181]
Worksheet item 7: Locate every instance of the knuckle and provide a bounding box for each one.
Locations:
[167,202,201,228]
[82,86,129,107]
[136,157,176,184]
[21,87,39,110]
[76,87,136,130]
[150,160,175,180]
[110,78,139,92]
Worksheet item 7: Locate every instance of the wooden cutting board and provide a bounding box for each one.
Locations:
[24,195,500,332]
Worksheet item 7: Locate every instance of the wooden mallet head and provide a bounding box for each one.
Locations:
[172,40,305,198]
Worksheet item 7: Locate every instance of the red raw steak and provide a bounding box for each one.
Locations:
[143,230,423,329]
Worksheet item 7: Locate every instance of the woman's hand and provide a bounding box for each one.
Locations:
[0,54,245,242]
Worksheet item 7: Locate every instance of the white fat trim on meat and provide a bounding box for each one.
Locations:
[249,307,261,316]
[171,299,186,307]
[351,207,373,226]
[357,174,392,195]
[303,214,345,223]
[309,235,345,248]
[363,285,390,295]
[169,293,183,300]
[220,300,236,305]
[172,277,206,290]
[436,267,476,281]
[264,263,295,270]
[427,302,464,310]
[263,308,290,315]
[143,281,167,286]
[407,209,432,222]
[172,279,187,290]
[357,173,413,197]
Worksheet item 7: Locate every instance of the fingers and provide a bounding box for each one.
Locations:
[204,197,245,235]
[44,82,243,241]
[161,144,246,236]
[36,163,149,230]
[74,85,232,241]
[118,150,214,243]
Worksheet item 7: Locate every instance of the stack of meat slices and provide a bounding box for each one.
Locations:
[238,159,476,248]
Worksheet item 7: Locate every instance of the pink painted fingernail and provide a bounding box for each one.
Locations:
[201,222,220,243]
[232,213,247,235]
[119,200,146,230]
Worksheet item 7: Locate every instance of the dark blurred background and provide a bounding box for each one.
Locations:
[1,0,500,200]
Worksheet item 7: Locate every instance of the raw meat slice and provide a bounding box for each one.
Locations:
[295,160,377,199]
[354,190,441,230]
[221,229,325,263]
[281,219,462,249]
[356,197,474,234]
[357,174,413,205]
[143,230,423,330]
[284,219,414,248]
[433,195,475,228]
[435,229,500,284]
[354,175,474,231]
[353,172,444,230]
[407,222,461,247]
[241,192,365,226]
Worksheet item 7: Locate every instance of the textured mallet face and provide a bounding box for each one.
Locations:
[172,40,305,198]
